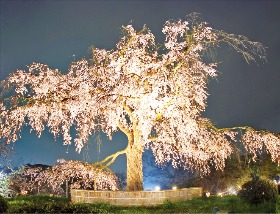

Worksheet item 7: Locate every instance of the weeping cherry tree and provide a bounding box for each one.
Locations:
[0,14,279,190]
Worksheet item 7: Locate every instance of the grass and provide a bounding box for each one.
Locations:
[5,194,280,213]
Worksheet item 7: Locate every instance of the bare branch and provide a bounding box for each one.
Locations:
[214,30,267,64]
[93,147,128,169]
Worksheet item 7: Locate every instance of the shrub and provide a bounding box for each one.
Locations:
[238,178,278,204]
[161,200,174,209]
[0,195,8,213]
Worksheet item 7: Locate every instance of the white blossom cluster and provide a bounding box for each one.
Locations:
[0,171,12,198]
[0,15,275,174]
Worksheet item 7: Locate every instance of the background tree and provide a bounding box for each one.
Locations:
[252,153,280,180]
[0,14,279,191]
[178,152,280,195]
[178,148,245,194]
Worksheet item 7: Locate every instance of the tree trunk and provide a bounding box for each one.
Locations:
[125,124,143,191]
[66,180,69,198]
[126,142,143,191]
[119,103,144,191]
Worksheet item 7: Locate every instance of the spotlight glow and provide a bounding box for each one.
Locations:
[172,186,177,190]
[155,185,161,191]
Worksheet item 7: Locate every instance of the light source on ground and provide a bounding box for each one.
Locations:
[155,185,161,191]
[172,186,177,190]
[217,188,237,197]
[205,192,210,197]
[228,188,237,195]
[20,190,28,195]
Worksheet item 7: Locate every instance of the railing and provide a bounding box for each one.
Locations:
[71,187,202,206]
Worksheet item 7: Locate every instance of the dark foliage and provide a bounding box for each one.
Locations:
[178,150,244,194]
[7,195,108,213]
[238,178,278,205]
[8,202,103,213]
[0,195,8,213]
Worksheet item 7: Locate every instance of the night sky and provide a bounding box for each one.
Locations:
[1,0,280,175]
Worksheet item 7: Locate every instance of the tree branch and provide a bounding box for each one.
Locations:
[118,120,132,137]
[200,122,253,132]
[93,147,128,169]
[200,122,277,135]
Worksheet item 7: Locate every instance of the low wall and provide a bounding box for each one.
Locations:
[71,187,202,206]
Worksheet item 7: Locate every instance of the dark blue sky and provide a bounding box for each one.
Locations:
[1,0,280,173]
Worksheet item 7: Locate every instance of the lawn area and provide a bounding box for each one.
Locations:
[6,194,280,213]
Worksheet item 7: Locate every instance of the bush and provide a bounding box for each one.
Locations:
[238,178,278,205]
[0,195,8,213]
[161,200,174,209]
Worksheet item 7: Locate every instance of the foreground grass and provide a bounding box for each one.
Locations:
[7,194,280,213]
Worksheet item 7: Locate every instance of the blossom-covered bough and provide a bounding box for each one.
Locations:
[9,159,119,196]
[0,14,279,191]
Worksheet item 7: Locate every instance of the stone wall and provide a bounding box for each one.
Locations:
[71,187,202,206]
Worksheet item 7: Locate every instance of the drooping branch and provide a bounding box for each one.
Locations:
[214,29,267,64]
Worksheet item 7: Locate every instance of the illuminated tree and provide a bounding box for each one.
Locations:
[31,159,119,195]
[9,159,119,196]
[8,164,51,196]
[1,14,279,190]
